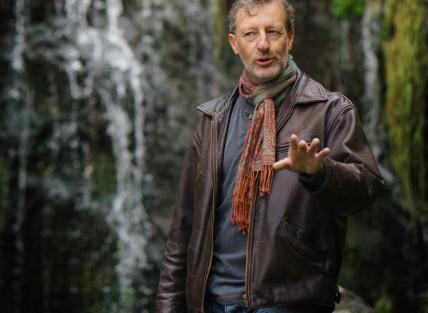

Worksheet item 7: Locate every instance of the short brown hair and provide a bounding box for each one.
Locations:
[228,0,295,34]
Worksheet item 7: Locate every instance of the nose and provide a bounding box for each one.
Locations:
[257,32,270,52]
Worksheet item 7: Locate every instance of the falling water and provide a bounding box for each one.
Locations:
[362,1,381,154]
[333,19,352,94]
[6,0,33,307]
[361,0,393,182]
[12,0,28,253]
[62,0,151,308]
[2,0,216,311]
[103,0,148,276]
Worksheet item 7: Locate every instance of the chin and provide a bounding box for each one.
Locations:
[254,70,281,83]
[253,64,281,80]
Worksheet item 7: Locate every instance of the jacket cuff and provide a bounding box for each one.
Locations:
[298,161,326,193]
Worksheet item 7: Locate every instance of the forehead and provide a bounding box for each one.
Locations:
[235,1,287,30]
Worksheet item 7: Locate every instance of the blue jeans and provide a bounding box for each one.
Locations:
[204,296,332,313]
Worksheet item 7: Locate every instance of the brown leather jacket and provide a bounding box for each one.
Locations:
[156,70,384,313]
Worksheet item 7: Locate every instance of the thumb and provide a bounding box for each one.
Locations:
[273,157,290,171]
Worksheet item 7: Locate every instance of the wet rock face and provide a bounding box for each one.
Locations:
[0,0,214,312]
[290,0,364,108]
[1,0,156,311]
[291,0,336,86]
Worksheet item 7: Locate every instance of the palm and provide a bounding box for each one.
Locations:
[273,134,330,175]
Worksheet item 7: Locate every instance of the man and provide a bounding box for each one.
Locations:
[156,0,383,312]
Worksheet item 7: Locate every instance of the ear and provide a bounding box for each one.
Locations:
[228,33,239,55]
[287,30,295,52]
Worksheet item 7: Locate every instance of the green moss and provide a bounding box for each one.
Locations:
[422,290,428,313]
[374,295,393,313]
[87,153,116,199]
[383,0,427,217]
[332,0,367,19]
[210,0,231,60]
[210,0,240,77]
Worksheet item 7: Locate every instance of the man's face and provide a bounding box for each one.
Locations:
[229,1,294,84]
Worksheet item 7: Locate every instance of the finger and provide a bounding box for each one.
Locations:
[298,140,308,153]
[273,157,291,171]
[315,148,330,160]
[307,138,320,155]
[290,134,299,151]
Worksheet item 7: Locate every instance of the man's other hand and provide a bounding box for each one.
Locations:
[273,134,330,175]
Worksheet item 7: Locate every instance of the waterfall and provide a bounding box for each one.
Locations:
[362,1,381,154]
[13,0,29,256]
[13,0,153,308]
[2,0,215,311]
[361,0,393,183]
[8,0,31,308]
[62,0,151,308]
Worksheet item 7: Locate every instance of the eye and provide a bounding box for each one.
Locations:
[267,29,282,39]
[243,31,257,40]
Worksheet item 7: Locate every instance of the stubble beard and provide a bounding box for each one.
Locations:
[244,55,289,83]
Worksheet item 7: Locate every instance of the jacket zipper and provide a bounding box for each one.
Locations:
[201,104,232,312]
[243,102,296,308]
[243,183,258,308]
[200,119,218,313]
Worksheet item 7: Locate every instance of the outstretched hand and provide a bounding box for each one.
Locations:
[273,134,330,175]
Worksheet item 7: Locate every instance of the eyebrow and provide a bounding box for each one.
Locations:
[237,23,286,32]
[235,22,286,29]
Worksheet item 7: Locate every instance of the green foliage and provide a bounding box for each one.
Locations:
[210,0,228,59]
[374,295,393,313]
[88,153,116,200]
[421,291,428,313]
[383,0,428,218]
[210,0,241,80]
[332,0,367,19]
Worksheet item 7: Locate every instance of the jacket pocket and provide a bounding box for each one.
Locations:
[277,218,328,273]
[276,141,290,152]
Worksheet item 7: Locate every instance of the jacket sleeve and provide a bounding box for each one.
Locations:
[156,121,202,313]
[305,95,384,216]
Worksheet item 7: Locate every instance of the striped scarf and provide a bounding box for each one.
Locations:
[231,55,298,234]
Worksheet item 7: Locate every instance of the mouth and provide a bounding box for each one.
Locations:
[256,58,274,67]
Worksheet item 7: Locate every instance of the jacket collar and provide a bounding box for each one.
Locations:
[291,69,328,105]
[196,69,327,117]
[196,86,239,118]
